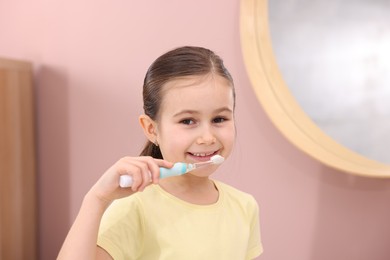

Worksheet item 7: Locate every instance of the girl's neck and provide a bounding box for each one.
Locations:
[158,176,219,205]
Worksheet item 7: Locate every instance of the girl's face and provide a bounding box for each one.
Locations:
[155,74,235,178]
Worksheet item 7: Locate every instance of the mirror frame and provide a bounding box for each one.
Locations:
[240,0,390,177]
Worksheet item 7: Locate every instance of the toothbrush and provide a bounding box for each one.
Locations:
[119,155,224,188]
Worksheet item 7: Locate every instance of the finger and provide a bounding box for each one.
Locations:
[125,158,153,191]
[143,157,174,184]
[133,156,160,184]
[154,158,175,169]
[138,170,152,192]
[113,158,139,190]
[129,167,143,192]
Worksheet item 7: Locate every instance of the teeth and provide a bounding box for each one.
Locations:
[192,152,214,157]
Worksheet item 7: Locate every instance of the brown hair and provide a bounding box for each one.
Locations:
[139,46,235,158]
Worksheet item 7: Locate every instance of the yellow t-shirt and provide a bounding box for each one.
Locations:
[97,180,263,259]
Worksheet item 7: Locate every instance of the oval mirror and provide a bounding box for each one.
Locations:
[240,0,390,177]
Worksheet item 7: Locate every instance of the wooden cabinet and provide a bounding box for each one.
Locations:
[0,58,37,259]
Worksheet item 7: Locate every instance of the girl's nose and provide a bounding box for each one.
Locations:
[196,126,216,145]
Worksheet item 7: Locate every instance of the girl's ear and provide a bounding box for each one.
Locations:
[139,114,158,143]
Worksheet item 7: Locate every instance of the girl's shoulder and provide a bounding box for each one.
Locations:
[213,180,258,207]
[104,185,159,214]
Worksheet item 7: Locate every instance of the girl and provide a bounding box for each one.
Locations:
[58,46,263,259]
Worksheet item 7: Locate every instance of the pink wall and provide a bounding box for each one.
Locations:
[1,1,390,259]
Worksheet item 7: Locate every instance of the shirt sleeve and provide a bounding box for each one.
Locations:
[246,196,263,259]
[97,196,144,260]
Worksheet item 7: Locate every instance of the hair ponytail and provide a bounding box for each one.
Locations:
[139,141,163,159]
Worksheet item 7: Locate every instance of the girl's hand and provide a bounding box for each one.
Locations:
[88,156,173,206]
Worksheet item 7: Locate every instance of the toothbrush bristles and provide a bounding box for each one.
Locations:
[193,155,224,168]
[210,155,224,164]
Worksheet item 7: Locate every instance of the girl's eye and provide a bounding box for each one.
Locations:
[213,117,227,124]
[180,119,195,125]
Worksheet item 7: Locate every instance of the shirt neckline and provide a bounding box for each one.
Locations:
[153,179,224,210]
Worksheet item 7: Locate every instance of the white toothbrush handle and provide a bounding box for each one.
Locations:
[119,175,133,188]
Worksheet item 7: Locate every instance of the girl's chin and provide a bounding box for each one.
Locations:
[186,173,212,180]
[188,166,219,178]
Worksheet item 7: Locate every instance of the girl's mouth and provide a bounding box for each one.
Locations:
[187,151,219,162]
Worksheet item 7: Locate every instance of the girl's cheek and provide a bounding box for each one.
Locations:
[222,127,236,151]
[161,128,192,158]
[222,124,236,140]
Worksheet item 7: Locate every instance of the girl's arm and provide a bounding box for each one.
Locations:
[57,191,112,260]
[57,156,173,260]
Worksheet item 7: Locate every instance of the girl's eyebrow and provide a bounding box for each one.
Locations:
[214,107,233,114]
[173,107,233,117]
[173,110,199,118]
